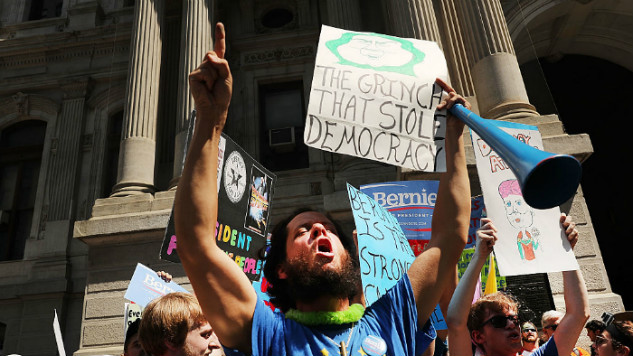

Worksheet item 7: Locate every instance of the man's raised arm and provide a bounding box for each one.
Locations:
[174,23,256,353]
[551,214,590,355]
[407,78,471,326]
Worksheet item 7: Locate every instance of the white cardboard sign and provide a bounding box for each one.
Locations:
[471,120,578,276]
[305,25,449,172]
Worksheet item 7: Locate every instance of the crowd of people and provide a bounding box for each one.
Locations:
[119,22,632,356]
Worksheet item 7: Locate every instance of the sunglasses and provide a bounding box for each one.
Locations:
[544,324,558,331]
[482,314,520,328]
[522,328,537,333]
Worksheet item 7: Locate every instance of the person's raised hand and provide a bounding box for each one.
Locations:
[560,213,579,250]
[156,270,172,283]
[475,217,498,257]
[189,22,233,130]
[435,78,470,134]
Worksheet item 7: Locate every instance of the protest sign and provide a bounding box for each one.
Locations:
[471,120,578,276]
[360,181,485,254]
[360,180,438,256]
[457,248,506,295]
[305,25,449,172]
[348,182,414,304]
[124,263,189,308]
[161,112,275,282]
[467,196,485,249]
[124,302,143,333]
[347,183,446,329]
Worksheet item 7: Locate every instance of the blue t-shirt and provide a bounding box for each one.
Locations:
[531,337,558,356]
[251,274,436,356]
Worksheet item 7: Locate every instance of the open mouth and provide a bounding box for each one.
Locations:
[508,331,521,340]
[316,238,333,256]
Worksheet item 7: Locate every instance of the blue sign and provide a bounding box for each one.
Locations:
[347,183,415,306]
[124,263,189,308]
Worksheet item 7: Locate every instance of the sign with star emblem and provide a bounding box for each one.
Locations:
[160,111,276,282]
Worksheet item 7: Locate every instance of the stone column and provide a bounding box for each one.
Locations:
[383,0,441,42]
[46,79,91,222]
[112,0,164,196]
[326,0,362,31]
[171,0,213,187]
[455,0,537,119]
[434,0,475,98]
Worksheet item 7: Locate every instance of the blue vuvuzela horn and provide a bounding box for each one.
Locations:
[449,103,582,210]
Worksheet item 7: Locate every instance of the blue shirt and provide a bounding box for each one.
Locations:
[531,337,558,356]
[251,274,435,356]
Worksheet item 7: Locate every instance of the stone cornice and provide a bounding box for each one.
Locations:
[0,23,132,62]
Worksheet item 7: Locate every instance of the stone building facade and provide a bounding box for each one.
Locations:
[0,0,631,355]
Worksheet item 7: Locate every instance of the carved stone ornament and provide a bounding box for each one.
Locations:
[12,92,29,115]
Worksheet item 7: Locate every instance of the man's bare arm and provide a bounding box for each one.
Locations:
[552,214,590,355]
[174,23,256,352]
[408,78,471,326]
[446,218,497,356]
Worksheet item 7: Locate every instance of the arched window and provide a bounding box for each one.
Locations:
[0,120,47,261]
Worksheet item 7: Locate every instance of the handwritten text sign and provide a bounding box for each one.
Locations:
[124,302,143,334]
[124,263,189,308]
[348,183,447,329]
[348,183,414,305]
[306,25,449,172]
[471,120,578,276]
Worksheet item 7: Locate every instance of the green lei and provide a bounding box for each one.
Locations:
[285,304,366,326]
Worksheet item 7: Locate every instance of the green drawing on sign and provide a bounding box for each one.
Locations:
[325,32,425,76]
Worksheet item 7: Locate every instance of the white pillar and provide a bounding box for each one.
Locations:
[171,0,214,188]
[455,0,537,119]
[112,0,164,196]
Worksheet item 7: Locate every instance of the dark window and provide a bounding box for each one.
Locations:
[27,0,63,21]
[261,8,294,29]
[505,273,555,325]
[0,120,47,261]
[102,111,123,197]
[259,81,309,171]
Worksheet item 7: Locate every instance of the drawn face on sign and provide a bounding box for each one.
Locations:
[326,32,425,76]
[336,34,413,67]
[498,180,534,230]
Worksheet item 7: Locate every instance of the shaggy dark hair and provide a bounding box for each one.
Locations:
[263,208,358,312]
[585,319,606,332]
[124,319,141,352]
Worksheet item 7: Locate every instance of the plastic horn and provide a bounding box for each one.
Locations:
[449,103,582,209]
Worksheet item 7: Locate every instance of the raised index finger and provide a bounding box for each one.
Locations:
[435,77,455,94]
[214,22,226,59]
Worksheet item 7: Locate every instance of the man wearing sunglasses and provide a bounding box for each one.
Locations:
[593,320,633,356]
[521,321,540,355]
[542,310,590,356]
[446,214,590,356]
[541,310,563,341]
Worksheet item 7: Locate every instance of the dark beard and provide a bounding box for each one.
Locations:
[283,251,361,304]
